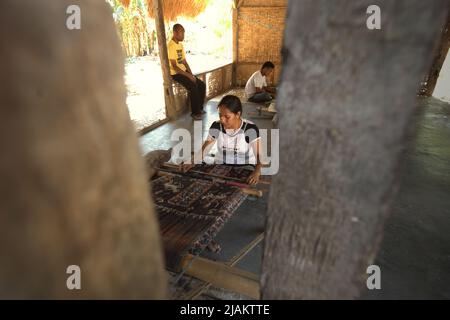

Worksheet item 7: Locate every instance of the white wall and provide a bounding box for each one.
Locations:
[433,50,450,102]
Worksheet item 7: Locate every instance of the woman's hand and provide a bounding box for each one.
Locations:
[247,170,261,185]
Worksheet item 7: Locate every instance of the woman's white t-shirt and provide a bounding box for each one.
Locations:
[207,119,260,165]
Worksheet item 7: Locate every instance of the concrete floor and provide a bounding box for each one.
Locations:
[140,93,450,299]
[362,97,450,299]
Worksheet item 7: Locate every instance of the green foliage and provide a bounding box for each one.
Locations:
[107,0,232,59]
[107,0,155,57]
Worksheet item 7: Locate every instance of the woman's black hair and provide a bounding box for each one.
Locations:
[218,95,242,115]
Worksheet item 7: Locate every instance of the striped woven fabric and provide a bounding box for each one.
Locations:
[151,172,247,271]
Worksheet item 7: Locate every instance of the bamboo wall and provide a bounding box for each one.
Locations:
[203,64,234,100]
[235,0,287,86]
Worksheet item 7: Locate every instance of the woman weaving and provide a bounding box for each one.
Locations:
[197,94,262,185]
[193,95,262,253]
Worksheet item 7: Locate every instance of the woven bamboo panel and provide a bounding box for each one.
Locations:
[204,64,233,100]
[206,69,223,99]
[237,6,286,86]
[171,64,233,115]
[223,64,233,91]
[238,7,286,64]
[241,0,288,7]
[173,82,189,113]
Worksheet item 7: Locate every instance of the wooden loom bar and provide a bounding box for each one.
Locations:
[161,162,271,185]
[186,233,265,300]
[189,169,271,186]
[180,254,260,299]
[156,170,263,198]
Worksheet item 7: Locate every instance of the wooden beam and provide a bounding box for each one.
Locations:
[187,233,264,300]
[195,63,234,78]
[422,12,450,96]
[137,118,170,136]
[181,254,260,299]
[235,0,245,9]
[262,0,449,299]
[232,7,239,86]
[152,0,177,119]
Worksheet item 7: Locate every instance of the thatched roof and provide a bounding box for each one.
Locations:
[119,0,131,7]
[119,0,208,21]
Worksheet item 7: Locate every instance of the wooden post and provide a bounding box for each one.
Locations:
[421,12,450,96]
[261,0,448,299]
[152,0,177,119]
[181,254,260,299]
[0,0,167,299]
[232,1,239,87]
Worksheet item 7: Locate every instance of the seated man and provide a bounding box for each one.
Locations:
[168,24,206,120]
[245,61,276,103]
